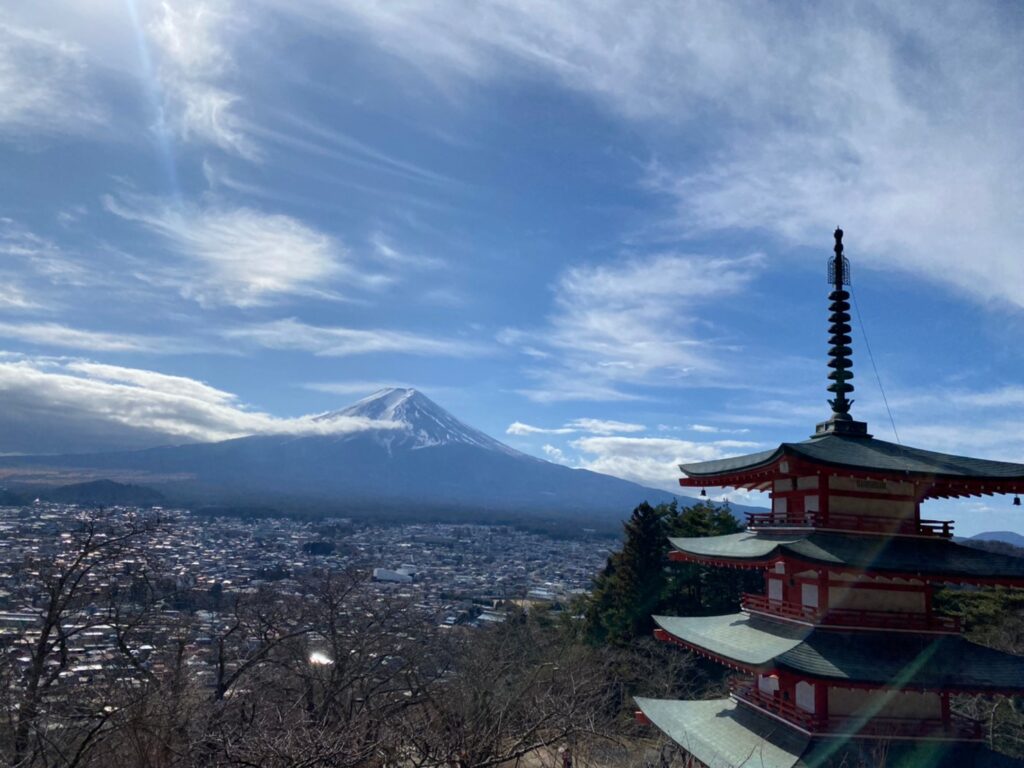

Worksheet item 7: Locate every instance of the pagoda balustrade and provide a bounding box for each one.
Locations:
[740,593,961,633]
[728,680,983,741]
[744,510,954,538]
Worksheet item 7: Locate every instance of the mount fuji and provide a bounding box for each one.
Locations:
[0,388,688,522]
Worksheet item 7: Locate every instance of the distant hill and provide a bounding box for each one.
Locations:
[970,531,1024,548]
[0,389,760,524]
[41,479,165,507]
[960,531,1024,559]
[0,487,25,505]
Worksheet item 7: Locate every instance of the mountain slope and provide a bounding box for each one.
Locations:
[0,389,709,520]
[971,531,1024,548]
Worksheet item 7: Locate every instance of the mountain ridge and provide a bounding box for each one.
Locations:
[0,388,741,522]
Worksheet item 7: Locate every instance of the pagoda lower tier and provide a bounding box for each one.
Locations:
[634,697,1022,768]
[639,611,1024,764]
[654,612,1024,718]
[637,529,1024,765]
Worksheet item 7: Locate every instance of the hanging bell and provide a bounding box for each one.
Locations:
[1014,495,1021,507]
[699,489,707,497]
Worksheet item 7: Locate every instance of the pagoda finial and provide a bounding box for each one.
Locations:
[815,227,870,438]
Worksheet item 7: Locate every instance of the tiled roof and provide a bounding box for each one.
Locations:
[655,613,808,666]
[658,612,1024,691]
[668,531,1024,581]
[680,433,1024,480]
[636,696,1022,768]
[634,697,807,768]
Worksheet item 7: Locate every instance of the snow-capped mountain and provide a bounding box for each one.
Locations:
[325,388,518,454]
[0,388,683,520]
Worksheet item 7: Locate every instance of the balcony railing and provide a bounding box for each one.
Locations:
[741,593,961,633]
[728,679,820,732]
[745,510,953,538]
[729,681,983,741]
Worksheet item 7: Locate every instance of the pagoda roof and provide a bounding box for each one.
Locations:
[635,697,1020,768]
[654,614,809,667]
[679,433,1024,489]
[667,530,1024,583]
[634,697,807,768]
[656,613,1024,691]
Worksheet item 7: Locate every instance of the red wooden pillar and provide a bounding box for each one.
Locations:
[818,569,829,615]
[814,682,829,730]
[940,692,951,730]
[819,474,831,527]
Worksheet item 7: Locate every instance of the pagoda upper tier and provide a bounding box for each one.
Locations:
[679,432,1024,499]
[679,432,1024,539]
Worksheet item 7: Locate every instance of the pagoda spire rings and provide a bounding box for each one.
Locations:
[815,228,870,437]
[827,228,854,419]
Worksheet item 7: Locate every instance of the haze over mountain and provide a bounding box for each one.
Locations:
[0,388,724,521]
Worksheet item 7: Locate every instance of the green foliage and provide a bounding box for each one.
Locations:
[585,501,667,645]
[584,500,756,646]
[934,586,1024,653]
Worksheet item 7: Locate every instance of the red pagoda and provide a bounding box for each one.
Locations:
[635,230,1024,767]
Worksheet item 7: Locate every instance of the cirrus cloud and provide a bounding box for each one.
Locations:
[103,195,356,307]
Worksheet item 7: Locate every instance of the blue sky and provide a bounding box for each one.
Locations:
[1,2,1023,535]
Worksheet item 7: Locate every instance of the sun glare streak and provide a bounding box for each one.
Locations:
[124,0,182,203]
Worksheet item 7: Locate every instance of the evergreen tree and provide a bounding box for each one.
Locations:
[662,501,756,616]
[584,499,758,645]
[585,501,670,645]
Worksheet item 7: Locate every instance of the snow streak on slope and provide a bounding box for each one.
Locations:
[326,388,523,456]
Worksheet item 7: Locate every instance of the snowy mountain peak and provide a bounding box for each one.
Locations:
[329,388,518,454]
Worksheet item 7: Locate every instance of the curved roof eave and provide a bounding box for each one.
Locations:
[680,434,1024,483]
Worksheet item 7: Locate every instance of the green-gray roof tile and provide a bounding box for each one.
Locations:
[668,531,1024,581]
[655,613,809,666]
[636,697,1023,767]
[634,697,808,768]
[778,630,1024,690]
[659,612,1024,691]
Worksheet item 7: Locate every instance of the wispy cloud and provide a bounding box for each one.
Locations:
[314,2,1023,311]
[0,218,91,286]
[690,423,750,435]
[570,435,762,492]
[370,232,446,270]
[504,252,764,401]
[506,417,644,436]
[0,284,41,311]
[104,195,357,307]
[0,357,403,453]
[148,0,256,158]
[0,322,188,354]
[0,22,105,140]
[226,318,486,358]
[506,422,575,436]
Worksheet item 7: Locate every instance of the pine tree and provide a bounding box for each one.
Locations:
[585,501,671,645]
[584,499,757,645]
[663,501,755,616]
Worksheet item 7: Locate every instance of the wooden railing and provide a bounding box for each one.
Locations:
[729,680,820,732]
[741,593,961,633]
[729,680,983,741]
[744,510,953,538]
